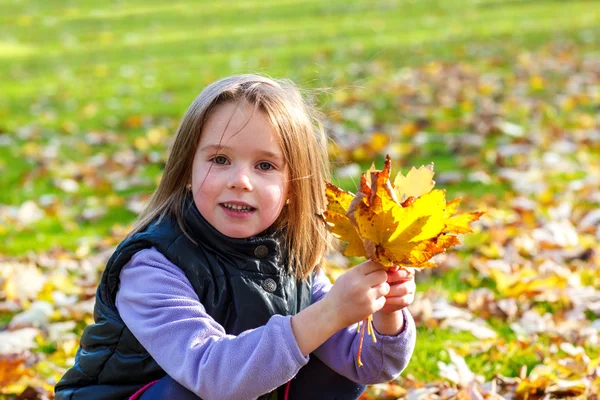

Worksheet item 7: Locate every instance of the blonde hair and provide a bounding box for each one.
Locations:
[129,74,331,280]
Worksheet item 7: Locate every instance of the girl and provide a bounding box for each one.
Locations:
[55,75,416,400]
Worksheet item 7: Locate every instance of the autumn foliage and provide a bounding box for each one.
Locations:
[322,155,483,367]
[323,155,483,268]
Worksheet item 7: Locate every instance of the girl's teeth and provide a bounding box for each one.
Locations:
[223,203,252,211]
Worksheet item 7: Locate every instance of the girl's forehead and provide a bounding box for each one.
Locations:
[205,102,270,134]
[199,101,283,152]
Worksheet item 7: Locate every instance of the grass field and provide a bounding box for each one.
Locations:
[2,0,599,131]
[1,0,600,398]
[2,0,598,253]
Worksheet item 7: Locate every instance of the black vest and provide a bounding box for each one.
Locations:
[55,200,364,399]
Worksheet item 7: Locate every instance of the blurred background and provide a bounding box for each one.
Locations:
[1,0,599,398]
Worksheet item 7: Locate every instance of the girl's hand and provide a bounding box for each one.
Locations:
[324,260,389,330]
[372,267,416,335]
[379,267,416,314]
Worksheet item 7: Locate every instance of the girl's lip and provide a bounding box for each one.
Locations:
[219,203,256,218]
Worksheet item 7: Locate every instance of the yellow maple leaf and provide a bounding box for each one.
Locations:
[390,189,446,243]
[322,154,482,268]
[393,163,435,201]
[441,196,484,235]
[445,197,462,217]
[348,159,402,257]
[324,183,366,257]
[382,239,444,266]
[444,211,485,234]
[324,210,366,257]
[321,154,482,367]
[324,182,354,215]
[435,234,462,250]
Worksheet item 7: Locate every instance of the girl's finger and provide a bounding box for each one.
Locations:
[390,278,414,287]
[387,281,416,297]
[373,282,391,297]
[398,268,416,279]
[387,265,414,275]
[386,284,409,297]
[381,295,412,309]
[364,269,388,288]
[387,270,415,283]
[355,260,386,275]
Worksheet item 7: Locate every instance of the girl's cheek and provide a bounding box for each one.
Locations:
[198,163,219,181]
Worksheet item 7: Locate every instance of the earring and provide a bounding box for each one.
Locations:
[285,199,290,205]
[186,183,192,191]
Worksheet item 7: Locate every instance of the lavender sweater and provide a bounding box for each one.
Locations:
[115,248,416,400]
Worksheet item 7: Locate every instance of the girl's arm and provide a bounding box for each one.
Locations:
[308,267,417,385]
[116,248,308,400]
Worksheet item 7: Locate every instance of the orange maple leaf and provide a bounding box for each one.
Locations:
[323,155,483,268]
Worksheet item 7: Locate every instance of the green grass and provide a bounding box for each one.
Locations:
[2,0,598,253]
[2,0,599,131]
[2,207,137,254]
[404,324,545,381]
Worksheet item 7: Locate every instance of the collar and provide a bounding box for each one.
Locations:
[181,196,283,262]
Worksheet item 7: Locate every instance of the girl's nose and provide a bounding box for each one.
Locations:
[227,166,253,191]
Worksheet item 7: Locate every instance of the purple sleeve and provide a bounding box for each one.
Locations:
[312,269,416,384]
[115,248,308,400]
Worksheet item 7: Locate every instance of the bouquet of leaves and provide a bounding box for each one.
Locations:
[322,155,483,366]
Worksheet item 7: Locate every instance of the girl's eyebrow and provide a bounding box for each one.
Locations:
[199,144,230,153]
[200,144,284,162]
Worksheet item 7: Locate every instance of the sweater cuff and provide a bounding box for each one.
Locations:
[373,308,415,340]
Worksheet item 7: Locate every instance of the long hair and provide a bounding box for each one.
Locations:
[129,74,331,280]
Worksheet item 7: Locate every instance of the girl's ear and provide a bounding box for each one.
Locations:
[285,198,290,205]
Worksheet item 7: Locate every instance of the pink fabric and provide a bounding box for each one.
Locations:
[129,380,159,400]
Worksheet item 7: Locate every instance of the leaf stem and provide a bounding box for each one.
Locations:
[357,315,378,367]
[368,314,376,343]
[357,319,366,367]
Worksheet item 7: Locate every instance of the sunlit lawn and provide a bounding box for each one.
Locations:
[2,0,598,252]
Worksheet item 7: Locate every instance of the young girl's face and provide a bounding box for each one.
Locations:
[191,101,290,239]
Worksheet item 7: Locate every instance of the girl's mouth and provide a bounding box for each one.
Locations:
[220,202,256,213]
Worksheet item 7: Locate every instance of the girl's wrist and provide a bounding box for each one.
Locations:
[291,298,340,356]
[317,295,346,333]
[372,309,405,336]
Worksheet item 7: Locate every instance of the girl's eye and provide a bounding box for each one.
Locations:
[257,161,274,171]
[212,155,229,165]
